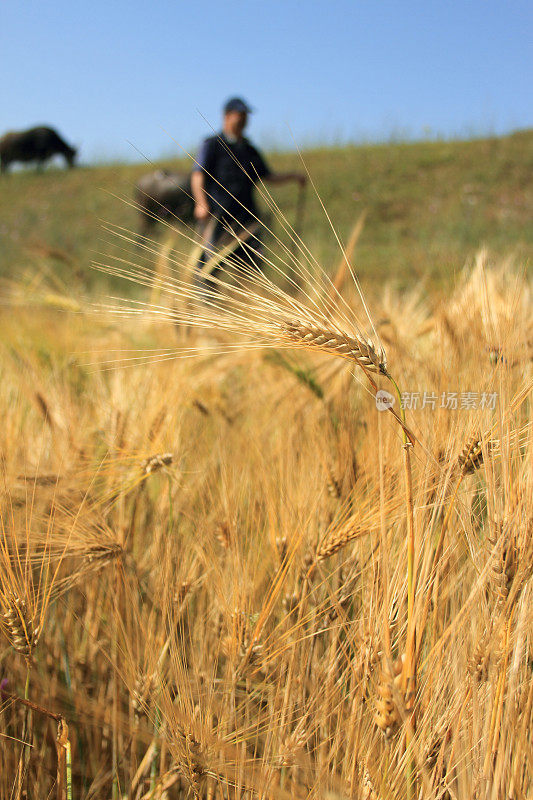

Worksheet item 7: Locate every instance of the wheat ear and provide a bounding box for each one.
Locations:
[1,597,37,659]
[280,320,387,375]
[315,522,369,562]
[458,434,485,474]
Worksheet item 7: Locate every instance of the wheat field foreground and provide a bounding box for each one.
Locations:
[0,236,531,800]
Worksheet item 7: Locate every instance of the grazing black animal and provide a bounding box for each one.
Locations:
[135,170,195,235]
[0,126,77,172]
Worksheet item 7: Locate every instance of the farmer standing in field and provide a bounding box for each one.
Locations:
[191,97,306,289]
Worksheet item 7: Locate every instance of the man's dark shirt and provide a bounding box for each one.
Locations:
[193,133,271,223]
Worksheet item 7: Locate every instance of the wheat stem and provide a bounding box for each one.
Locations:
[13,662,33,800]
[418,474,464,653]
[66,740,72,800]
[388,374,417,799]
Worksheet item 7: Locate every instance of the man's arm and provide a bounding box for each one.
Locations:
[192,138,215,221]
[250,145,306,188]
[264,172,307,187]
[191,170,210,221]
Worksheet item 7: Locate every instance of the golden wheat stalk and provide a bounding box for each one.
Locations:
[1,596,37,658]
[374,654,405,739]
[315,522,369,562]
[458,434,485,474]
[141,452,174,475]
[280,319,387,375]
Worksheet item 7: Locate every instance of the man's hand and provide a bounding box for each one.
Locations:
[191,171,211,222]
[194,202,211,222]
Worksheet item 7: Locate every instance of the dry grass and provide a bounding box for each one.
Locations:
[0,190,531,800]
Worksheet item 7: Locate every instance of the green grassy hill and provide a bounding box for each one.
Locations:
[1,129,531,297]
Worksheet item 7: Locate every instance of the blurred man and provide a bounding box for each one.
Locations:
[191,97,306,288]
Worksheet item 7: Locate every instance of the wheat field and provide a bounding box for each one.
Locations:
[0,163,532,800]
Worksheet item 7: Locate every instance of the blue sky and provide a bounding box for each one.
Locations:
[2,1,531,162]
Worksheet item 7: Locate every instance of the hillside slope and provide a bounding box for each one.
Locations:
[0,129,531,295]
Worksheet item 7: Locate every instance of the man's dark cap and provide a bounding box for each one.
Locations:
[223,97,253,114]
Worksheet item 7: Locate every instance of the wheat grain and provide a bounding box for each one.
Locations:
[458,434,485,474]
[374,655,405,738]
[280,319,387,375]
[214,521,231,549]
[1,597,37,659]
[131,672,150,720]
[468,634,491,682]
[361,764,380,799]
[316,520,368,562]
[488,527,520,608]
[325,463,342,499]
[275,536,288,563]
[142,452,174,475]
